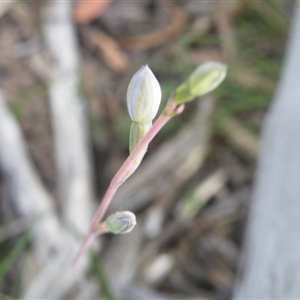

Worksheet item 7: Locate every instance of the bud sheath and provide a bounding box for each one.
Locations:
[129,121,151,153]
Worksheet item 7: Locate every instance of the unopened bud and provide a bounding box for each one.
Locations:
[129,121,151,153]
[105,211,136,234]
[174,62,227,105]
[127,65,161,123]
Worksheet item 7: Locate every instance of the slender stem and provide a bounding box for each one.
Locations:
[94,222,109,234]
[73,233,95,267]
[73,98,184,266]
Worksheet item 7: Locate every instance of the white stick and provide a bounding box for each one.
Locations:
[0,90,91,299]
[22,1,96,298]
[0,91,62,263]
[42,0,94,235]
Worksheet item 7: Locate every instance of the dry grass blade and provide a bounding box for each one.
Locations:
[214,1,236,61]
[120,3,188,51]
[84,28,129,73]
[222,116,260,161]
[73,0,111,24]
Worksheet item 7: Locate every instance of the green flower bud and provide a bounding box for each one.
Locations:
[127,65,161,123]
[174,62,227,105]
[105,211,136,234]
[129,121,152,153]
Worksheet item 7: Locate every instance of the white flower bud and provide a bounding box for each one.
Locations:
[105,211,136,234]
[127,65,161,123]
[174,62,227,105]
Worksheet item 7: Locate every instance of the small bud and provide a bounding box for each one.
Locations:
[105,211,136,234]
[129,121,151,153]
[127,65,161,123]
[174,62,227,105]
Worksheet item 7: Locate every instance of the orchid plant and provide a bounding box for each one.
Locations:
[74,62,227,265]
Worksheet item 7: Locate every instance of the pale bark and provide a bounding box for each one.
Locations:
[234,2,300,298]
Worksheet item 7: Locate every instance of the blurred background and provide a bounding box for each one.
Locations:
[0,0,293,299]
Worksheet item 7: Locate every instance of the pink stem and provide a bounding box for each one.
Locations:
[73,99,184,266]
